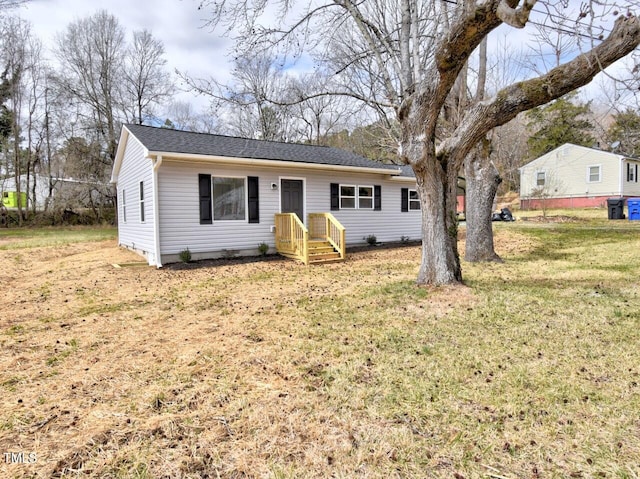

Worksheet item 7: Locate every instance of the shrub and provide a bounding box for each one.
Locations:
[366,234,377,246]
[179,248,192,263]
[258,242,269,256]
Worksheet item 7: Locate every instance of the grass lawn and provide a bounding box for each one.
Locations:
[1,214,639,478]
[0,226,116,250]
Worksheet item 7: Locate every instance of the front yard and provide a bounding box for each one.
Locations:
[1,217,639,478]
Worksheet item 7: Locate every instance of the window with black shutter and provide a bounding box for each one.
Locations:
[374,185,381,211]
[331,183,382,210]
[401,188,409,212]
[628,163,638,183]
[248,176,259,223]
[330,183,340,210]
[198,174,212,224]
[139,181,145,223]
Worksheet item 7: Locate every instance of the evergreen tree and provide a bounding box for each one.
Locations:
[606,109,640,157]
[0,70,12,149]
[526,93,596,158]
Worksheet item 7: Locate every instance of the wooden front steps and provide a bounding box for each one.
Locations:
[308,239,342,264]
[274,212,346,265]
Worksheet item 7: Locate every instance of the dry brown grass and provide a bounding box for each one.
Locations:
[1,224,639,478]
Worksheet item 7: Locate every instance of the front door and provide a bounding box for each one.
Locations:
[281,179,304,221]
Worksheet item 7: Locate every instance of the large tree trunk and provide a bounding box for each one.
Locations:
[413,157,462,285]
[464,139,503,262]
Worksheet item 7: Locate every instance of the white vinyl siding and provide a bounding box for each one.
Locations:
[116,135,155,260]
[156,161,423,261]
[624,161,640,196]
[520,144,625,199]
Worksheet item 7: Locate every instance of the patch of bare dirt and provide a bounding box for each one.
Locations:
[1,238,456,477]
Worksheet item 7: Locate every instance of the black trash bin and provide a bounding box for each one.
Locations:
[607,198,625,220]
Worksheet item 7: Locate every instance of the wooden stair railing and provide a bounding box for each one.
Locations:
[274,213,308,264]
[274,212,346,264]
[308,213,346,261]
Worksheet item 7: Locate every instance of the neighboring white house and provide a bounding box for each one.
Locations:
[111,124,425,266]
[519,143,640,209]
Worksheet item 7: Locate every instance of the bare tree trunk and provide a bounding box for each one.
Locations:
[413,158,462,285]
[463,35,503,263]
[44,91,54,213]
[194,0,640,285]
[464,139,503,262]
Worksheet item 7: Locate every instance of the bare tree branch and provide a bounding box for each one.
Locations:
[439,14,640,167]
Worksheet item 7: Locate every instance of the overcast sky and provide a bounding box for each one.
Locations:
[13,0,635,117]
[16,0,236,111]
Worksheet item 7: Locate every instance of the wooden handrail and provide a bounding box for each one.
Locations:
[308,212,346,260]
[274,213,309,264]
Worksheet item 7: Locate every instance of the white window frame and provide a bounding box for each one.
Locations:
[587,164,601,183]
[409,189,421,210]
[212,175,247,222]
[139,181,145,223]
[536,171,546,187]
[339,184,357,209]
[358,185,374,209]
[339,184,377,210]
[121,189,126,223]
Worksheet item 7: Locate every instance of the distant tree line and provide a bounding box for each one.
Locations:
[0,9,175,224]
[2,2,640,238]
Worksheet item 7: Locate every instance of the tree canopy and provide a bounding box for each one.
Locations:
[526,94,596,159]
[606,109,640,157]
[194,0,640,285]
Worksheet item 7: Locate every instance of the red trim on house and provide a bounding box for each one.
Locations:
[520,196,632,210]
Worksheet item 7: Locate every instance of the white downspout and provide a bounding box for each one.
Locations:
[152,155,163,268]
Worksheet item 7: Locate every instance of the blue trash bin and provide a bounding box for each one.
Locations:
[628,198,640,221]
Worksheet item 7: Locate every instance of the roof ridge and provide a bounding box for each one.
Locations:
[125,123,342,151]
[122,123,402,173]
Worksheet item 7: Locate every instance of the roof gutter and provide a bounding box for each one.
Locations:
[388,175,418,183]
[146,150,402,176]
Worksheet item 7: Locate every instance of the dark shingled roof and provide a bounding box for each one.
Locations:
[398,164,416,178]
[125,124,400,172]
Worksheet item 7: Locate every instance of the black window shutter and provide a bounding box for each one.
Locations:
[628,163,632,181]
[198,174,212,224]
[401,188,409,212]
[248,176,259,223]
[636,164,638,182]
[374,185,382,211]
[330,183,339,211]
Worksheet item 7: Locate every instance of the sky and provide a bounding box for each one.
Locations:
[12,0,638,118]
[15,0,237,110]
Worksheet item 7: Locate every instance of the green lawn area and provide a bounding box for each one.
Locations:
[1,213,639,478]
[0,225,117,250]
